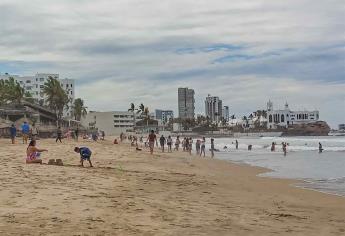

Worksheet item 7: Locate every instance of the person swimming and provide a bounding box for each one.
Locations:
[26,140,47,164]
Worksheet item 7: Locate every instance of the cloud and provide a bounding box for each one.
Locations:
[0,0,344,127]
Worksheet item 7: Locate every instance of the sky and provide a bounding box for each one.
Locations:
[0,0,344,128]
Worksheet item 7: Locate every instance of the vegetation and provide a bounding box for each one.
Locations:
[0,77,25,105]
[72,98,87,121]
[42,76,70,122]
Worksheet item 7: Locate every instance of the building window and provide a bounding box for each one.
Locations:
[71,84,73,87]
[70,91,73,95]
[40,85,44,89]
[36,78,38,81]
[26,80,31,83]
[269,115,272,123]
[66,84,69,88]
[40,78,44,82]
[281,114,285,123]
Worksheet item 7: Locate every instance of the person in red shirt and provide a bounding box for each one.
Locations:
[147,130,157,155]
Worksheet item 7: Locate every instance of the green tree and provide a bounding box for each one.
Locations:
[1,77,25,104]
[42,77,69,122]
[72,98,88,121]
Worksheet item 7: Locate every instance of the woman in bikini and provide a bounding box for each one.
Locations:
[26,140,48,164]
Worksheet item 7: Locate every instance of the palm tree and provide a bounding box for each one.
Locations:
[72,98,88,121]
[3,77,24,104]
[43,77,69,123]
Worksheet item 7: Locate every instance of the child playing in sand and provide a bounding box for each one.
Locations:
[26,140,47,164]
[74,147,93,167]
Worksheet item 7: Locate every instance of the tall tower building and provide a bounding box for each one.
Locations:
[178,87,195,119]
[222,106,230,122]
[205,95,223,123]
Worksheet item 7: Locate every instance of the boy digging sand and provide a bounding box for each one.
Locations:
[74,147,93,167]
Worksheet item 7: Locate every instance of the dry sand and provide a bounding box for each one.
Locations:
[0,137,344,236]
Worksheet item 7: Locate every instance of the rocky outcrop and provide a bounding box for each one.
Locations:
[282,121,330,136]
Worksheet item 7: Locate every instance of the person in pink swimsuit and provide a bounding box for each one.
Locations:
[26,140,48,164]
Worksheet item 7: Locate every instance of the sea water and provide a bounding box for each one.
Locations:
[201,136,345,197]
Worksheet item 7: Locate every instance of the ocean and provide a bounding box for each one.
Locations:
[200,136,345,197]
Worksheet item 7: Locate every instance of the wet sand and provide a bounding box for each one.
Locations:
[0,138,344,235]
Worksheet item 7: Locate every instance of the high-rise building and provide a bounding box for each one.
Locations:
[205,95,223,123]
[155,109,174,125]
[178,87,195,119]
[0,72,75,118]
[222,106,230,122]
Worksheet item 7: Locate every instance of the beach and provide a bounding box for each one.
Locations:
[0,138,345,236]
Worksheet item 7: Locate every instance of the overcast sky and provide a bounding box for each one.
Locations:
[0,0,344,127]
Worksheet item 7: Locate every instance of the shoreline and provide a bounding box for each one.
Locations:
[1,137,345,235]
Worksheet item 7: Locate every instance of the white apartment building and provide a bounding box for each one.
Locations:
[81,111,135,135]
[0,73,75,118]
[266,100,320,129]
[205,95,223,123]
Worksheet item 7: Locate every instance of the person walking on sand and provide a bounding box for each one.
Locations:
[211,138,215,158]
[174,136,180,151]
[147,130,157,155]
[319,142,323,153]
[30,123,39,141]
[26,140,47,164]
[10,124,17,144]
[56,126,63,143]
[74,147,93,167]
[167,136,173,153]
[200,137,206,157]
[235,139,239,150]
[21,121,30,144]
[185,137,190,153]
[159,135,166,152]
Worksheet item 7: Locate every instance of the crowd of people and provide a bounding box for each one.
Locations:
[7,122,326,167]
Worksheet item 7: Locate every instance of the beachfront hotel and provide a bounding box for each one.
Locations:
[266,100,320,129]
[178,87,195,119]
[0,73,75,118]
[81,111,135,135]
[205,95,223,123]
[155,109,174,125]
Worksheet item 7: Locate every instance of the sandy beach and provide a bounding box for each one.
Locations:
[0,137,344,236]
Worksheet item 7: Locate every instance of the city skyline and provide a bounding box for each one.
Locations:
[0,0,344,127]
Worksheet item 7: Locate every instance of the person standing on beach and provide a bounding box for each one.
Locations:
[319,142,323,153]
[211,138,215,158]
[235,140,239,150]
[185,138,190,154]
[188,137,193,155]
[174,136,180,151]
[182,138,186,151]
[196,139,201,155]
[200,137,206,157]
[30,123,39,141]
[56,126,63,143]
[21,121,30,144]
[10,124,17,144]
[167,136,173,153]
[75,127,79,141]
[147,130,157,155]
[159,135,166,152]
